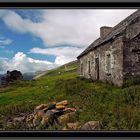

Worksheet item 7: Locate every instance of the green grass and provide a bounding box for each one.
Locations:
[123,76,140,88]
[0,61,140,130]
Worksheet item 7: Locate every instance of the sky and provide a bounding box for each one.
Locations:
[0,9,137,74]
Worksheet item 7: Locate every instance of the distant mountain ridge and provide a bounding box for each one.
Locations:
[23,72,36,80]
[0,72,35,83]
[0,74,6,85]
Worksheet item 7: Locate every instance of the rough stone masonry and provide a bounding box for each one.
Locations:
[77,10,140,87]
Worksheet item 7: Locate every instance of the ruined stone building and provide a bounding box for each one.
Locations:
[77,10,140,86]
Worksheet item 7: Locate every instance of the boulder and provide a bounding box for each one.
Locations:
[46,103,56,111]
[32,110,46,127]
[33,114,42,127]
[66,122,79,130]
[35,110,46,118]
[63,108,76,114]
[41,116,49,126]
[50,109,62,114]
[45,110,58,125]
[56,105,66,110]
[58,112,76,125]
[81,121,101,130]
[57,114,68,125]
[56,100,68,106]
[35,104,48,110]
[39,109,61,127]
[37,103,56,112]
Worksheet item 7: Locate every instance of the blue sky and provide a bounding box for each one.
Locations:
[0,10,55,62]
[0,9,137,74]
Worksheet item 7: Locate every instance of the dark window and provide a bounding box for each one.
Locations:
[88,61,90,74]
[95,58,99,80]
[132,49,140,53]
[81,63,83,75]
[106,54,111,73]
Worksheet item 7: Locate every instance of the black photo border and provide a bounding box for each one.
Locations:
[0,1,140,137]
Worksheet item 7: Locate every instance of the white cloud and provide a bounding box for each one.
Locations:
[0,9,137,47]
[0,52,57,74]
[0,38,12,46]
[1,10,32,34]
[0,33,13,47]
[0,58,8,72]
[0,9,138,71]
[55,55,73,65]
[30,47,84,65]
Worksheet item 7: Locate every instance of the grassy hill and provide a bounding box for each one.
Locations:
[0,60,140,130]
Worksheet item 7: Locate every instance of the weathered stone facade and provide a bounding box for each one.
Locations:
[77,10,140,87]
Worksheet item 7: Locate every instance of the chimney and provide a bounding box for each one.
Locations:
[100,26,112,38]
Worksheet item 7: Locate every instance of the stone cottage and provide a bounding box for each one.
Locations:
[77,10,140,86]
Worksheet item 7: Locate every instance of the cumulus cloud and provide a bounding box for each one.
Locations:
[0,9,137,47]
[0,33,13,47]
[30,47,84,65]
[0,58,8,72]
[0,52,57,74]
[0,9,137,72]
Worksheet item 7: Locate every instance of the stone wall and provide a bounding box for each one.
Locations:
[78,36,124,86]
[123,16,140,79]
[123,34,140,78]
[77,15,140,87]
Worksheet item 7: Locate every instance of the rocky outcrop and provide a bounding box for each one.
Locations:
[6,70,23,82]
[0,70,23,86]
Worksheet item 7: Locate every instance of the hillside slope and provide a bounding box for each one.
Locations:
[0,60,140,130]
[33,60,78,80]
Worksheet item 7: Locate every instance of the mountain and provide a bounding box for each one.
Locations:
[23,72,36,80]
[0,75,2,85]
[0,74,6,85]
[0,74,3,79]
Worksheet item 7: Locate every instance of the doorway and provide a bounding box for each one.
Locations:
[88,61,90,74]
[80,63,83,75]
[95,58,99,80]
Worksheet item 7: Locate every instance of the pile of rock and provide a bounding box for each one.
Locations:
[5,100,101,130]
[26,100,77,129]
